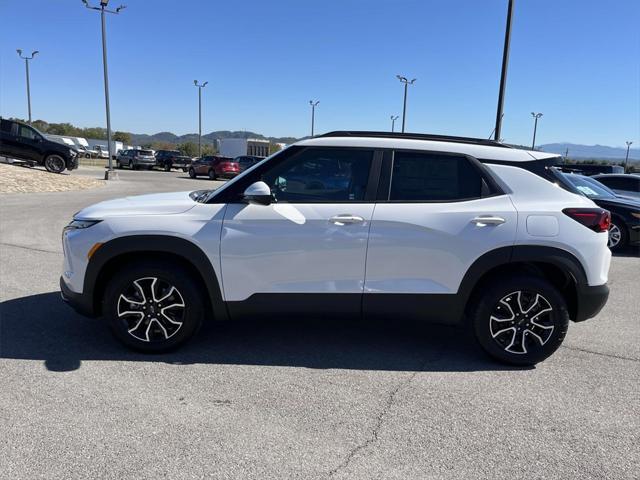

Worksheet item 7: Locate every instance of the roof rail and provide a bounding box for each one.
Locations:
[318,131,511,148]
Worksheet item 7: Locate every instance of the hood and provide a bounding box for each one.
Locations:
[77,191,197,219]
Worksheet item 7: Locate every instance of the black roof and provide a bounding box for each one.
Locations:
[319,131,511,149]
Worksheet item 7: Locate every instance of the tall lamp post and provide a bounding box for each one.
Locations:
[16,49,38,124]
[530,112,543,149]
[494,0,515,142]
[194,80,208,158]
[309,100,319,136]
[390,115,399,132]
[624,141,633,172]
[396,75,416,133]
[82,0,125,180]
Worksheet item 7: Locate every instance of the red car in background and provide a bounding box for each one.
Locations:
[188,155,240,180]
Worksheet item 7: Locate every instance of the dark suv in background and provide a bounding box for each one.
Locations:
[236,155,264,171]
[154,150,191,171]
[0,118,78,173]
[116,149,156,170]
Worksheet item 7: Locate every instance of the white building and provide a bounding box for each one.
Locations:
[219,138,270,158]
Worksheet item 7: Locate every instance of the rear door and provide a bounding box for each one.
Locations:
[363,149,517,322]
[219,146,380,317]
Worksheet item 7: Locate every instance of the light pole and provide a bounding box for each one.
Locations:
[309,100,319,136]
[16,49,38,124]
[624,141,633,172]
[396,75,416,133]
[531,112,543,149]
[390,115,399,132]
[194,80,208,158]
[494,0,515,142]
[82,0,125,180]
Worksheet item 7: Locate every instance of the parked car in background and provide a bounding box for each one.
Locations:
[562,172,640,251]
[75,145,92,158]
[592,174,640,200]
[188,155,239,179]
[154,150,192,171]
[94,145,109,159]
[236,155,264,171]
[0,117,78,173]
[116,149,156,170]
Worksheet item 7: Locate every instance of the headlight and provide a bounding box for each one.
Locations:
[63,219,101,233]
[69,149,77,157]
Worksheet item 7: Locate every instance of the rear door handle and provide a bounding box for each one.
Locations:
[329,214,365,225]
[471,216,506,226]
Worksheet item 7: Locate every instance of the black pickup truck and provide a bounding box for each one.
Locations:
[0,118,78,173]
[154,150,192,171]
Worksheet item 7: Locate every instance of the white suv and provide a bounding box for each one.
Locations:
[61,132,611,365]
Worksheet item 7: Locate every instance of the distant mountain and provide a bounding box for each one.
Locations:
[538,143,639,161]
[129,130,299,147]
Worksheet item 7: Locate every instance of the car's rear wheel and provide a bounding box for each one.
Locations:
[116,159,122,169]
[608,221,627,251]
[188,167,196,178]
[164,163,171,172]
[103,262,204,352]
[44,154,66,174]
[471,275,569,366]
[208,169,216,180]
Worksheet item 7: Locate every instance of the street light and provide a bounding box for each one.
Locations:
[82,0,126,180]
[16,49,38,124]
[390,115,399,132]
[530,112,543,149]
[194,80,208,158]
[494,0,515,141]
[624,141,633,172]
[396,75,416,133]
[309,100,319,136]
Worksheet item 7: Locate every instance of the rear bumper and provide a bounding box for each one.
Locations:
[574,283,609,322]
[60,276,96,317]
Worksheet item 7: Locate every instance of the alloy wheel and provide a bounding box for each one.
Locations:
[608,224,621,249]
[45,155,65,173]
[116,277,186,342]
[489,290,554,354]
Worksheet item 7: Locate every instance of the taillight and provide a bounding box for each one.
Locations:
[563,208,611,232]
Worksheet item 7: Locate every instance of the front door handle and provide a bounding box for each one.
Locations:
[329,214,365,225]
[471,216,506,226]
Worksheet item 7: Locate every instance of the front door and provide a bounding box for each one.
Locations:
[220,146,378,318]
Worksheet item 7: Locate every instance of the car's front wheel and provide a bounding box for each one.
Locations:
[471,275,569,366]
[44,154,66,174]
[208,169,216,180]
[188,167,196,178]
[103,262,204,352]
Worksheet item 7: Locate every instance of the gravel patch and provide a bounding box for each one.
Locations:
[0,163,105,194]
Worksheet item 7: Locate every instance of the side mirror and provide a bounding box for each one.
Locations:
[243,181,272,205]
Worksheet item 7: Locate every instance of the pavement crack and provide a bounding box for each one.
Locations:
[0,242,60,255]
[327,368,422,478]
[561,345,639,362]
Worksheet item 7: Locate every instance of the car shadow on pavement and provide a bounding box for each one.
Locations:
[0,292,526,373]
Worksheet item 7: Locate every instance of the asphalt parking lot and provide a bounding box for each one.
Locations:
[1,166,638,479]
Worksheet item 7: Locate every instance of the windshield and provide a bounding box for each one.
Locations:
[564,174,617,199]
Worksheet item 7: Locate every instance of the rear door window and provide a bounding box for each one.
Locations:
[388,151,485,201]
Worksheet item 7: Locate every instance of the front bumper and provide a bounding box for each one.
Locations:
[60,276,96,317]
[573,283,609,322]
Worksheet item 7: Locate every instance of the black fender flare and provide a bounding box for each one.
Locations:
[457,245,588,306]
[85,235,228,321]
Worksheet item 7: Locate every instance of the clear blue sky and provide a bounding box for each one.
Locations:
[1,0,638,146]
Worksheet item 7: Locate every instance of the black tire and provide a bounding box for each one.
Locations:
[182,167,188,173]
[608,219,628,252]
[188,167,196,178]
[164,163,171,172]
[85,153,91,158]
[116,159,122,169]
[470,275,569,366]
[44,154,66,174]
[103,261,204,353]
[208,169,216,180]
[127,159,133,170]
